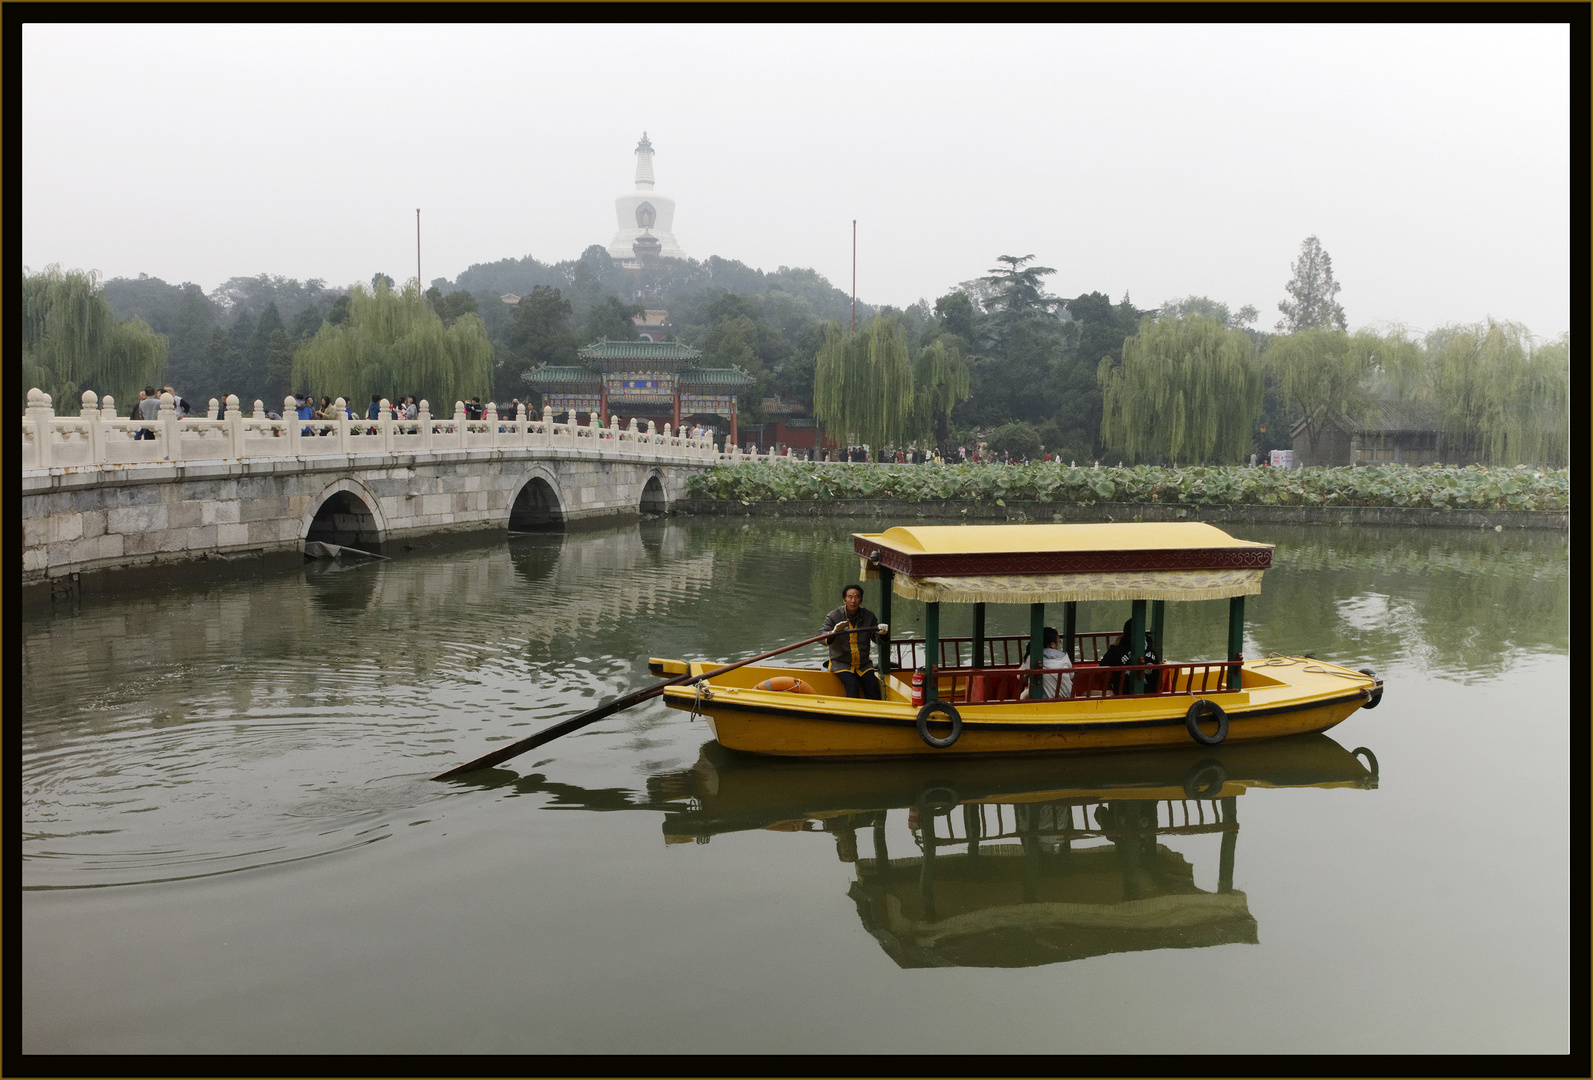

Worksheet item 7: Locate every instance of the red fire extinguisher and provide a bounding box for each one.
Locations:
[911,668,925,707]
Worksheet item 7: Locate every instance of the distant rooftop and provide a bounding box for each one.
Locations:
[1291,398,1446,438]
[578,341,701,363]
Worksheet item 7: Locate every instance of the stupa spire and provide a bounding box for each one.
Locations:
[634,131,655,190]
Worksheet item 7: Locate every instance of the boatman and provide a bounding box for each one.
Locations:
[822,583,887,700]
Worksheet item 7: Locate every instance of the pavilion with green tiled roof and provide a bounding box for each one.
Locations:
[525,339,755,444]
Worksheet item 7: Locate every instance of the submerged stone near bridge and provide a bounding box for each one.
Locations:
[20,389,788,584]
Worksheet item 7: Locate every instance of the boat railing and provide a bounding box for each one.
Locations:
[890,631,1121,670]
[914,658,1242,704]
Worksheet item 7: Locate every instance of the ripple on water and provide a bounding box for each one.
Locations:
[22,637,652,890]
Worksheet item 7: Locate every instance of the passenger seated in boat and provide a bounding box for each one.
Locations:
[821,583,886,700]
[1101,619,1160,694]
[1019,626,1074,700]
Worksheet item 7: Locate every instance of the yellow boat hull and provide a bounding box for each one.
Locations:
[658,656,1377,759]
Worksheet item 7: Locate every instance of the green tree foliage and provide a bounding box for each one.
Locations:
[982,254,1065,342]
[502,285,580,400]
[910,339,971,452]
[984,421,1042,459]
[813,315,915,449]
[1262,328,1376,456]
[1099,316,1263,464]
[101,275,220,394]
[1420,320,1568,467]
[1047,290,1144,457]
[212,273,332,325]
[1158,295,1259,328]
[249,302,288,399]
[425,287,480,327]
[582,294,644,343]
[933,290,978,343]
[293,279,492,411]
[957,257,1073,430]
[1276,236,1347,333]
[21,265,166,408]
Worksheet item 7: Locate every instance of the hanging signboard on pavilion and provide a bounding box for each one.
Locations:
[680,393,735,416]
[604,373,677,403]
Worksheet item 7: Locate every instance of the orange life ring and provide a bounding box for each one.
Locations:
[755,676,817,694]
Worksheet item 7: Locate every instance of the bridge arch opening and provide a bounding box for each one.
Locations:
[307,490,382,549]
[640,475,667,517]
[510,476,565,531]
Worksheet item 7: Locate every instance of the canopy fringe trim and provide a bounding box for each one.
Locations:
[889,568,1266,605]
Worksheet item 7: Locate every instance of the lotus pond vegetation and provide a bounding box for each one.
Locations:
[686,462,1568,513]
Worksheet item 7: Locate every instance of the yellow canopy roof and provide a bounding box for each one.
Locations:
[854,522,1273,605]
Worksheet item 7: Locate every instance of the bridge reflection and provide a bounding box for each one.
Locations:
[481,735,1378,970]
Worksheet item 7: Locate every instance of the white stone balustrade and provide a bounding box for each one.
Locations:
[20,389,793,473]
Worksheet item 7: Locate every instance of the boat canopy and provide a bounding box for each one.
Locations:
[854,522,1274,605]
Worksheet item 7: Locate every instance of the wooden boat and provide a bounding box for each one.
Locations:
[652,522,1383,758]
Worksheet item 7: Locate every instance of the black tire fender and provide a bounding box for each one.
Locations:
[915,701,962,749]
[1357,668,1383,709]
[1185,699,1229,746]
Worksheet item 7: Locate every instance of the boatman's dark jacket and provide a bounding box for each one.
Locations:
[821,605,882,675]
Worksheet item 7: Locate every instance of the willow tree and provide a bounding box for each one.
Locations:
[1261,328,1376,458]
[21,265,166,408]
[1097,315,1261,463]
[812,315,915,449]
[1421,320,1568,467]
[293,278,492,410]
[910,338,971,451]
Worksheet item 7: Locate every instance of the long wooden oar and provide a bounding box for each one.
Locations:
[431,623,888,780]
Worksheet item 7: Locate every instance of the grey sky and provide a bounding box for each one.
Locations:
[23,22,1571,338]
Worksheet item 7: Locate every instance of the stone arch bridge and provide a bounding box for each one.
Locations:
[21,390,788,584]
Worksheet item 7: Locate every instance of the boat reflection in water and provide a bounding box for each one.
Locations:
[483,734,1376,970]
[648,735,1378,969]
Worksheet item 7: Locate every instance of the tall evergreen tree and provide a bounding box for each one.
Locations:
[1276,236,1348,333]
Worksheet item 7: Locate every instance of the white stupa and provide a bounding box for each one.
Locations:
[607,132,687,263]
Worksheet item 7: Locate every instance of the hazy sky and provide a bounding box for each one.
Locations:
[23,22,1572,337]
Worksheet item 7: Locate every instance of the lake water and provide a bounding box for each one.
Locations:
[20,517,1570,1055]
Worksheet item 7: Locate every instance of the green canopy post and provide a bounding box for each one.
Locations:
[925,601,940,704]
[878,569,893,677]
[971,603,986,669]
[1227,595,1245,691]
[1062,601,1077,662]
[1028,602,1045,699]
[1129,599,1147,695]
[1150,600,1166,663]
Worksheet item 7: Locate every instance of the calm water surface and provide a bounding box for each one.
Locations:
[20,518,1569,1054]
